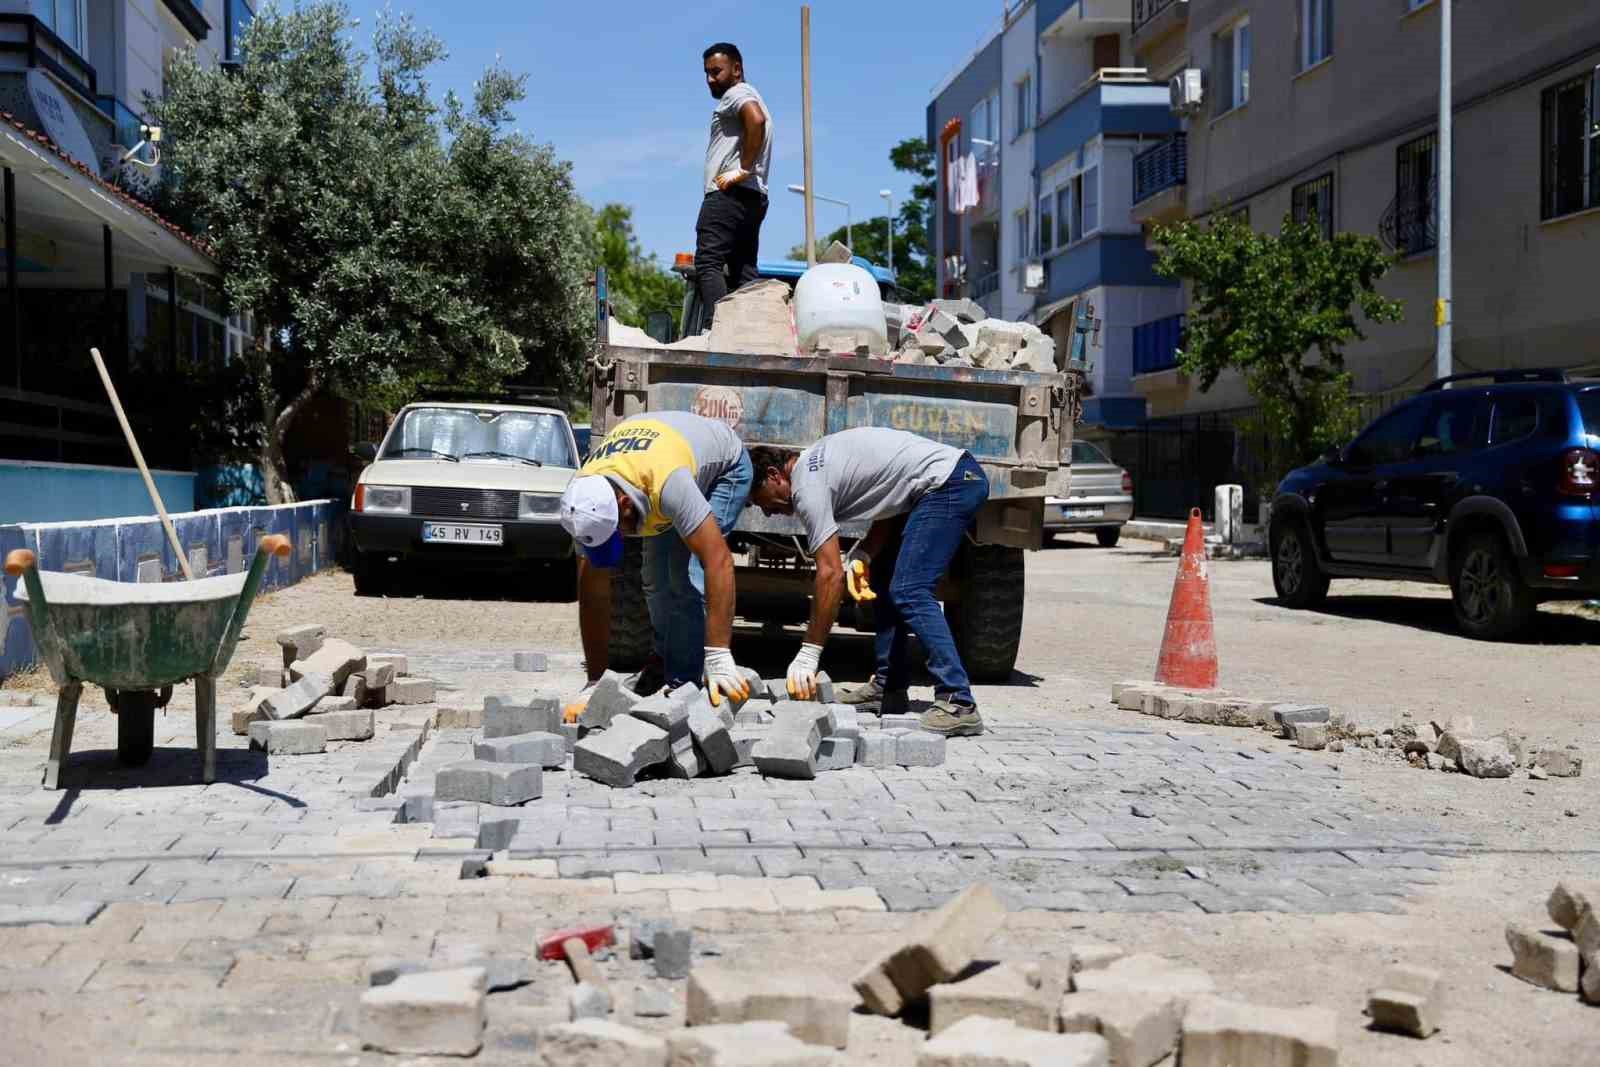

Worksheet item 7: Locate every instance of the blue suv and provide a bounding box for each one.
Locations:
[1269,370,1600,639]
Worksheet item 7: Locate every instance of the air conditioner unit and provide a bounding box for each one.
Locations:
[1023,262,1046,293]
[1170,68,1204,114]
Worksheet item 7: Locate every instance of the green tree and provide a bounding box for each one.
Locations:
[595,203,685,339]
[1151,215,1404,476]
[153,2,593,502]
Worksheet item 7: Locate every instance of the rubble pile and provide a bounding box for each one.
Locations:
[1503,880,1600,1005]
[229,624,437,755]
[1110,680,1584,783]
[887,298,1059,373]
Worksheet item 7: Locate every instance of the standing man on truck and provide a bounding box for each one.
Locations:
[697,42,773,323]
[748,428,991,737]
[560,412,755,706]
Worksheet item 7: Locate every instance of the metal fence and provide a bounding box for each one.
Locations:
[1134,134,1187,206]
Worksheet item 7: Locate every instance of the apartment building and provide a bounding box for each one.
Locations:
[928,0,1180,430]
[1128,0,1600,425]
[0,1,251,495]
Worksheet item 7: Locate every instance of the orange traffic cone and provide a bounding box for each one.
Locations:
[1154,508,1218,689]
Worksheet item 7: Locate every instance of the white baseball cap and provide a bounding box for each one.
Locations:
[560,476,624,566]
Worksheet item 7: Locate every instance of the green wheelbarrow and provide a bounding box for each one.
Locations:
[3,534,291,789]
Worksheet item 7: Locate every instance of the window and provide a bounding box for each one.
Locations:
[1490,396,1540,446]
[1541,71,1599,221]
[1039,194,1055,252]
[1347,401,1427,468]
[1213,18,1251,116]
[39,0,86,54]
[384,408,578,468]
[1014,75,1033,137]
[1081,166,1100,233]
[1014,208,1031,263]
[1071,440,1113,465]
[969,92,999,210]
[1393,133,1438,255]
[1416,393,1487,458]
[1292,173,1335,238]
[226,0,256,64]
[1056,185,1072,247]
[1301,0,1333,70]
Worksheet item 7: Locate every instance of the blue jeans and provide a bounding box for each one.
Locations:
[643,451,753,688]
[872,452,989,707]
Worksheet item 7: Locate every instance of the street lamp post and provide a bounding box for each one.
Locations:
[788,184,851,251]
[1436,0,1453,380]
[880,189,894,274]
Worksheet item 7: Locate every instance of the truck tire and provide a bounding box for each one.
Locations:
[948,543,1025,683]
[609,538,654,671]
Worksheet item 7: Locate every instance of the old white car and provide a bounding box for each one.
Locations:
[348,401,581,595]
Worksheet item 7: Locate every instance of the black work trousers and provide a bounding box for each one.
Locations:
[694,186,768,322]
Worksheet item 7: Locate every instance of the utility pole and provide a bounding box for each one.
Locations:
[880,190,895,273]
[1436,0,1453,379]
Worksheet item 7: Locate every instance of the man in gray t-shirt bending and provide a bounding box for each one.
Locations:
[696,42,772,322]
[750,428,991,737]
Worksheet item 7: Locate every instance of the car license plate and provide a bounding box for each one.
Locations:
[422,522,504,545]
[1063,506,1103,519]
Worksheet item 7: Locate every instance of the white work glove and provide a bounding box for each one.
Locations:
[714,168,749,192]
[786,642,824,700]
[843,545,877,603]
[703,647,752,707]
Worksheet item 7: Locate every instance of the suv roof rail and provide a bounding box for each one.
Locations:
[1422,368,1571,391]
[414,385,567,409]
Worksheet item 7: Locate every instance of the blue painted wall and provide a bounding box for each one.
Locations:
[0,500,341,677]
[0,461,197,525]
[1036,83,1178,172]
[1045,234,1179,303]
[1035,0,1078,33]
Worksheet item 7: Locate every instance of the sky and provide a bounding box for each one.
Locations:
[380,0,1006,268]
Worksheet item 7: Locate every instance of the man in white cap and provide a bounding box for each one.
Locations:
[559,410,754,706]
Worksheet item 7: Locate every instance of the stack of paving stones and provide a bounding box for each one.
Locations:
[887,298,1060,373]
[233,624,438,755]
[1503,879,1600,1006]
[1111,680,1583,783]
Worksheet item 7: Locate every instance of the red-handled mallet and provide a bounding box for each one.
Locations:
[537,924,615,995]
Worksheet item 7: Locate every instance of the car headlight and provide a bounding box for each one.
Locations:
[359,485,412,515]
[519,492,561,520]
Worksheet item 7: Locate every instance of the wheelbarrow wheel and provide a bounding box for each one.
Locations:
[116,690,158,767]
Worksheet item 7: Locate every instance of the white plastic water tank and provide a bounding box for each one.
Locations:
[793,263,888,354]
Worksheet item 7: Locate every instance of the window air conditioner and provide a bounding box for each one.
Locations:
[1170,68,1204,115]
[1023,262,1046,293]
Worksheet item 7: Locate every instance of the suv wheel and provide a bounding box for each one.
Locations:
[1095,526,1122,548]
[1450,532,1536,639]
[1271,517,1330,608]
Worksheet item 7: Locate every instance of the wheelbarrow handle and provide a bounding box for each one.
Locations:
[211,533,293,674]
[258,535,291,559]
[4,548,36,577]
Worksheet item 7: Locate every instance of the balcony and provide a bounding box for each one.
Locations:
[160,0,213,40]
[1132,0,1189,51]
[1036,72,1178,171]
[0,14,97,100]
[1131,133,1188,226]
[1132,313,1185,376]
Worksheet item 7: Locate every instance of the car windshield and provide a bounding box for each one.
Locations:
[1071,440,1112,465]
[383,407,576,468]
[1578,390,1600,441]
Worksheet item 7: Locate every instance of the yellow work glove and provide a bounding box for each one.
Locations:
[786,643,824,700]
[703,647,751,707]
[844,547,876,603]
[563,680,596,724]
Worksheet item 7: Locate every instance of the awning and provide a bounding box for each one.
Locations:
[1030,294,1079,328]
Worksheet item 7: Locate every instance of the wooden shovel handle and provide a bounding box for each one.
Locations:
[4,549,35,577]
[562,937,605,989]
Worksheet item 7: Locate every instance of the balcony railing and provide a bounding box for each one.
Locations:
[971,270,1000,300]
[1133,313,1185,375]
[1379,180,1438,257]
[1133,133,1187,206]
[1133,0,1187,34]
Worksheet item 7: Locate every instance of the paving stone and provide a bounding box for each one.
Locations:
[772,700,834,736]
[431,801,481,840]
[391,678,438,705]
[919,1016,1110,1066]
[538,1018,666,1065]
[477,815,523,852]
[1458,737,1516,778]
[1532,748,1583,777]
[688,696,740,775]
[633,986,675,1018]
[435,760,541,806]
[248,720,329,755]
[927,961,1059,1035]
[1058,988,1182,1067]
[276,623,326,665]
[485,695,562,738]
[581,671,642,730]
[1293,723,1328,750]
[311,708,375,741]
[1367,963,1444,1037]
[370,652,409,676]
[1067,943,1125,976]
[1504,923,1579,992]
[1180,996,1337,1067]
[1547,880,1600,931]
[854,884,1007,1016]
[1575,907,1600,1004]
[0,901,105,927]
[730,728,764,768]
[570,980,613,1020]
[1271,705,1330,738]
[895,730,946,767]
[514,650,548,672]
[344,672,370,707]
[291,638,367,693]
[686,962,855,1048]
[359,966,486,1056]
[752,721,821,780]
[261,673,333,721]
[364,662,397,690]
[229,687,281,734]
[475,731,567,768]
[312,694,359,713]
[816,736,855,771]
[654,927,693,979]
[1071,955,1215,1007]
[574,716,670,788]
[665,1021,835,1066]
[856,733,894,767]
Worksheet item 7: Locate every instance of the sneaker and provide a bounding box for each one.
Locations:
[919,699,984,737]
[836,678,909,717]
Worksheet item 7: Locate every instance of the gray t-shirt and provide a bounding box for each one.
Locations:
[606,411,745,539]
[704,82,772,196]
[790,428,962,554]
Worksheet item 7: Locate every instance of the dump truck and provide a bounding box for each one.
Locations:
[588,267,1086,682]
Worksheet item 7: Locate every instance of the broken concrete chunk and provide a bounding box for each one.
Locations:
[853,884,1006,1016]
[1271,704,1330,738]
[927,960,1056,1036]
[1293,722,1329,750]
[1366,963,1444,1037]
[581,671,642,730]
[919,1016,1109,1067]
[574,715,669,788]
[537,1018,667,1066]
[247,720,328,754]
[475,731,567,768]
[1533,748,1583,778]
[1547,880,1600,932]
[664,1021,834,1067]
[1070,954,1216,1008]
[1458,737,1516,778]
[229,687,281,734]
[290,638,367,692]
[261,672,332,720]
[359,966,486,1057]
[1058,988,1182,1067]
[434,760,542,806]
[1067,942,1125,976]
[932,297,987,325]
[275,623,326,666]
[1179,995,1337,1067]
[686,963,855,1049]
[653,927,693,980]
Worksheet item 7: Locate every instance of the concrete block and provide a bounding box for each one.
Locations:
[1271,704,1330,738]
[359,966,486,1057]
[312,708,375,741]
[1505,922,1579,992]
[343,671,369,707]
[514,650,548,672]
[581,671,642,730]
[435,760,542,806]
[856,732,894,767]
[229,687,280,734]
[654,927,693,979]
[664,1021,836,1066]
[895,730,946,767]
[312,694,358,713]
[290,638,367,692]
[689,698,740,775]
[666,729,704,779]
[919,1016,1109,1067]
[475,731,567,768]
[1070,955,1215,1007]
[1180,996,1337,1067]
[762,677,789,702]
[1533,748,1583,778]
[1059,988,1181,1067]
[773,700,834,736]
[276,623,326,666]
[364,662,397,690]
[399,784,435,823]
[1293,723,1328,750]
[928,961,1057,1036]
[477,815,522,852]
[390,677,437,705]
[431,801,478,839]
[1577,908,1600,1004]
[574,716,669,787]
[1067,943,1124,976]
[813,671,836,703]
[631,690,691,734]
[261,672,332,720]
[687,963,856,1048]
[854,884,1007,1016]
[1367,964,1444,1037]
[730,727,764,768]
[634,987,674,1018]
[537,1019,667,1066]
[827,703,860,738]
[736,700,776,726]
[1547,880,1600,932]
[369,652,409,677]
[817,736,855,771]
[248,720,328,754]
[436,703,480,729]
[1459,737,1516,778]
[752,720,821,780]
[569,980,612,1020]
